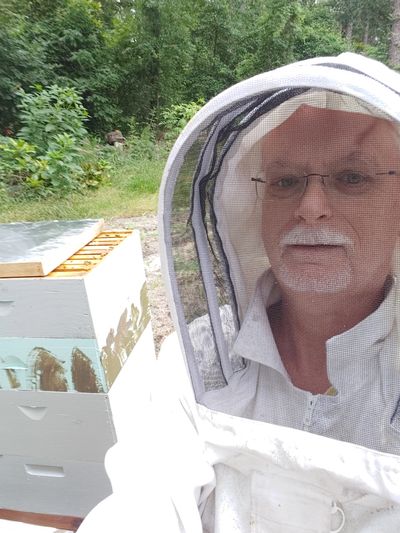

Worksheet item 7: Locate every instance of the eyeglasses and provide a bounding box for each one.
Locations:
[251,170,400,200]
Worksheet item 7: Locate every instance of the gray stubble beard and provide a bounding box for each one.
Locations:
[275,262,352,293]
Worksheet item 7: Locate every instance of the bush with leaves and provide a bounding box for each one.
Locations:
[39,133,84,192]
[78,137,111,190]
[0,133,83,196]
[159,100,204,145]
[16,84,88,153]
[0,137,43,189]
[125,123,160,160]
[0,84,108,196]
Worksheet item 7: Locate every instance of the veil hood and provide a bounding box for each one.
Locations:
[158,52,400,399]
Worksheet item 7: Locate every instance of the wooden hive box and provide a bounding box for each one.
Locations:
[0,221,155,528]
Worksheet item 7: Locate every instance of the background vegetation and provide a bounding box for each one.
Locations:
[1,0,399,219]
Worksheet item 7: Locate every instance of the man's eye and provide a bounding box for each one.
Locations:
[336,171,368,185]
[272,176,299,188]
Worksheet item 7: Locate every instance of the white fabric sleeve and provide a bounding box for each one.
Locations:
[77,332,215,533]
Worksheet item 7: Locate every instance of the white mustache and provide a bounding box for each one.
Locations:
[280,227,354,249]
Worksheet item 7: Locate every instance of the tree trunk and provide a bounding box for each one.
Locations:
[363,20,369,45]
[345,21,353,42]
[389,0,400,68]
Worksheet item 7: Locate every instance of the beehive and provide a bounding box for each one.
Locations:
[0,227,150,392]
[0,220,155,523]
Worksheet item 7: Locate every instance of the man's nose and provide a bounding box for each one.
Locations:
[294,177,333,223]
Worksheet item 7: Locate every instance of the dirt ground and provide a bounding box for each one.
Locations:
[105,214,174,352]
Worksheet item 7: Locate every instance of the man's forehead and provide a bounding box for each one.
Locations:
[261,104,398,158]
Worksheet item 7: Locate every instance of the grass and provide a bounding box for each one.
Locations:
[0,153,167,223]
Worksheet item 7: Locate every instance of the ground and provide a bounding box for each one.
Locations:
[105,214,174,352]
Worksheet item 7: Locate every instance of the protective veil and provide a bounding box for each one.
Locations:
[78,53,400,532]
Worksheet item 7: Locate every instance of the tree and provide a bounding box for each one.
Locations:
[389,0,400,68]
[0,0,396,136]
[235,0,347,79]
[181,0,241,99]
[0,1,53,131]
[110,0,194,125]
[36,0,121,132]
[294,1,348,59]
[328,0,391,61]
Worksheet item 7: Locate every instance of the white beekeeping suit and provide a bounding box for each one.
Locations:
[78,52,400,532]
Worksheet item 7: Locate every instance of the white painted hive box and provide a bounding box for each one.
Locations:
[0,228,151,392]
[0,222,155,519]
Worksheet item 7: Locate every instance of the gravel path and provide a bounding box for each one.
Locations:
[105,215,174,352]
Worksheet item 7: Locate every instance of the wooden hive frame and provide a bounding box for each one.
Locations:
[48,231,133,277]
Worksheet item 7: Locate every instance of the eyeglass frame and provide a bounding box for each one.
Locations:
[251,169,400,200]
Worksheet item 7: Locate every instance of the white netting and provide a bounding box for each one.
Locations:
[214,89,398,320]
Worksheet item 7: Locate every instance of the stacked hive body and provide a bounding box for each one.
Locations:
[0,220,155,521]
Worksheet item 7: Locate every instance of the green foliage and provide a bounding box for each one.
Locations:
[184,0,239,99]
[235,0,304,78]
[0,137,42,187]
[41,0,122,132]
[80,159,111,190]
[16,85,88,153]
[294,3,349,59]
[109,0,195,126]
[159,100,204,143]
[2,0,395,137]
[78,137,111,189]
[0,84,109,196]
[327,0,391,60]
[0,1,52,131]
[354,42,389,63]
[125,125,160,160]
[0,0,398,226]
[12,85,89,195]
[38,133,84,192]
[0,133,83,196]
[0,0,397,206]
[261,0,305,68]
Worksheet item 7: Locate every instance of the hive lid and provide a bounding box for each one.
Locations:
[0,219,104,277]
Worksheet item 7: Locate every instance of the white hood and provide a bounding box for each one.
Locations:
[158,52,400,399]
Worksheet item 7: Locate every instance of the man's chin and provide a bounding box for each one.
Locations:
[274,265,352,294]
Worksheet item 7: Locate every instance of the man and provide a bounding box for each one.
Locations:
[201,103,400,453]
[79,53,400,532]
[262,105,400,394]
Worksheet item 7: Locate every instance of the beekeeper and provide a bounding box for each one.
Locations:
[78,53,400,532]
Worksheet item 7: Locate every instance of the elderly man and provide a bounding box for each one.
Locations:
[207,103,400,451]
[189,94,400,459]
[78,53,400,533]
[262,105,400,395]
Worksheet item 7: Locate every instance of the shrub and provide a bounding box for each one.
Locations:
[159,100,204,144]
[0,133,84,196]
[0,85,108,197]
[0,137,42,189]
[79,159,111,190]
[17,84,88,153]
[126,125,159,160]
[39,133,84,192]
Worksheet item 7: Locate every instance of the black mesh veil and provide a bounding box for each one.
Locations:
[159,53,400,404]
[186,88,312,391]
